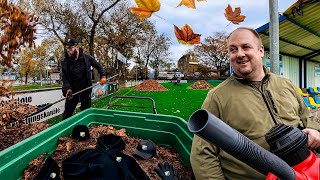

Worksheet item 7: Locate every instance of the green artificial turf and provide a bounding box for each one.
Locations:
[47,81,221,125]
[94,82,217,121]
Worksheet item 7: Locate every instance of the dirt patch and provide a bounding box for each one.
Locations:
[0,122,50,151]
[135,79,168,91]
[22,125,193,180]
[189,80,214,90]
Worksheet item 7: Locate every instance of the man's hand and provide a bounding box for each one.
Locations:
[100,76,107,84]
[302,128,320,149]
[66,89,73,99]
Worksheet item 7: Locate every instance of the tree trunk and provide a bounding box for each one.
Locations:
[25,73,28,85]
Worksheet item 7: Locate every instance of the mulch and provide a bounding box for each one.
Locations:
[21,125,194,180]
[0,122,50,151]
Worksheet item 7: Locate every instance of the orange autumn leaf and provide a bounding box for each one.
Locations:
[177,0,205,9]
[224,4,246,24]
[174,24,201,45]
[177,0,195,9]
[130,0,160,20]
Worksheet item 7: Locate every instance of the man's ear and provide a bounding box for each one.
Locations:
[260,45,264,57]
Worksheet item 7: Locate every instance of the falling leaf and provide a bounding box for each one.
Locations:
[130,0,160,20]
[177,0,205,9]
[174,24,201,45]
[177,0,195,9]
[224,4,246,24]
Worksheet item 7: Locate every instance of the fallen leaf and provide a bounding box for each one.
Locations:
[174,24,201,45]
[224,4,246,24]
[66,142,73,152]
[117,128,127,137]
[130,0,160,20]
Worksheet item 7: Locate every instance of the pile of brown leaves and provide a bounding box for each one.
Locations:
[0,100,38,126]
[135,79,168,91]
[23,125,194,180]
[0,79,38,126]
[0,122,50,151]
[189,80,214,90]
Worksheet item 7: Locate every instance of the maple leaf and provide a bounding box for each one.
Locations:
[224,4,246,24]
[174,24,201,45]
[130,0,160,20]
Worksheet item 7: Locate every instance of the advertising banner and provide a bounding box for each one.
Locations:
[1,83,117,124]
[0,89,65,124]
[91,84,108,100]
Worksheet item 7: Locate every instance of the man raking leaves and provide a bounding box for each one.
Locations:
[61,38,107,120]
[25,74,118,120]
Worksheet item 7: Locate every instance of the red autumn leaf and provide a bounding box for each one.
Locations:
[224,4,246,24]
[174,24,201,45]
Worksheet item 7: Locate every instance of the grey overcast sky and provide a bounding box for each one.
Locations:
[129,0,298,65]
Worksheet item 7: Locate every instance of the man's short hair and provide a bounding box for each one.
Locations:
[228,27,263,47]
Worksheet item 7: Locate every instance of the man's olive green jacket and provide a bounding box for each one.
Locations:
[190,71,320,180]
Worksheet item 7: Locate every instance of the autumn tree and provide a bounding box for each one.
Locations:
[98,2,156,79]
[31,0,121,56]
[193,32,229,68]
[135,27,171,79]
[16,39,62,84]
[149,34,171,79]
[19,48,36,84]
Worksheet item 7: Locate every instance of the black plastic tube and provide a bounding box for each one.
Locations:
[188,109,295,179]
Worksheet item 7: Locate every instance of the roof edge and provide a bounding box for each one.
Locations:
[256,15,287,33]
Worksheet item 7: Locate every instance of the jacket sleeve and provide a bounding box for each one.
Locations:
[61,60,72,96]
[190,90,226,180]
[293,84,320,131]
[88,55,106,78]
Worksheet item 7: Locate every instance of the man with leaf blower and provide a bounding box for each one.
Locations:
[190,27,320,179]
[61,38,107,120]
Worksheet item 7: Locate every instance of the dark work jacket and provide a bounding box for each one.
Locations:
[61,48,106,96]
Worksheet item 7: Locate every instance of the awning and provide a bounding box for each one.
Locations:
[256,0,320,62]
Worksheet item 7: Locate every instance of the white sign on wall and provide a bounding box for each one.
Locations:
[1,84,114,124]
[0,89,65,124]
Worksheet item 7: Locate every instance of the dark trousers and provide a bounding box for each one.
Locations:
[62,92,91,120]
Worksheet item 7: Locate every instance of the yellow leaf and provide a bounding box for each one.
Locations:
[130,0,160,20]
[177,0,196,9]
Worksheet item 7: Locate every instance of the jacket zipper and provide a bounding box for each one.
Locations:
[249,82,278,125]
[267,90,278,114]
